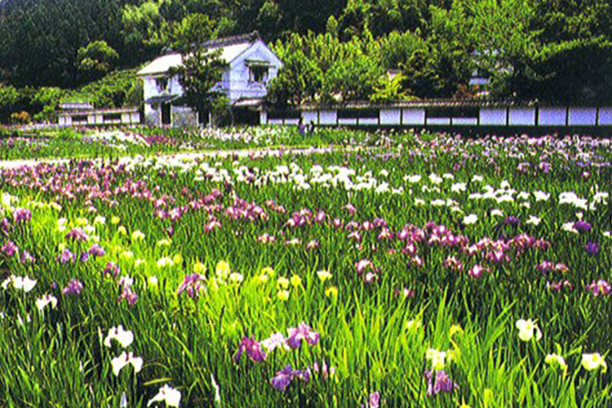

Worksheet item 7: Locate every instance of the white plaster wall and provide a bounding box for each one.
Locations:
[227,42,282,101]
[480,108,506,125]
[167,77,184,96]
[453,118,478,125]
[143,77,157,101]
[319,111,337,125]
[338,118,357,126]
[599,108,612,125]
[358,118,378,126]
[538,108,566,126]
[402,109,425,125]
[143,75,184,100]
[302,111,318,124]
[260,111,268,125]
[569,108,597,125]
[380,109,401,125]
[427,118,451,125]
[509,108,536,126]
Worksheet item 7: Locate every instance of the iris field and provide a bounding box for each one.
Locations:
[0,129,611,407]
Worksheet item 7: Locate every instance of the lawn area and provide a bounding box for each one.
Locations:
[0,130,611,407]
[0,126,395,160]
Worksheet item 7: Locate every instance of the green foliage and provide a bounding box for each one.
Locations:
[0,70,141,124]
[0,84,21,123]
[0,0,126,87]
[31,87,67,122]
[121,0,168,63]
[2,0,612,105]
[9,111,31,125]
[370,72,413,102]
[0,131,611,405]
[77,41,120,83]
[77,70,143,108]
[169,13,214,53]
[269,33,386,106]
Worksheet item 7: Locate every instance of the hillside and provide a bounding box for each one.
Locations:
[1,0,612,123]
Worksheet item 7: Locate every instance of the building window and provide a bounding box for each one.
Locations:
[156,77,168,92]
[250,66,269,83]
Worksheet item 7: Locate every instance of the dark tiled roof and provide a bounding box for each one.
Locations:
[58,107,140,116]
[202,31,261,49]
[162,31,260,55]
[292,98,534,110]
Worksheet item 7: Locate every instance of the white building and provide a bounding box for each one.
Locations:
[137,32,282,127]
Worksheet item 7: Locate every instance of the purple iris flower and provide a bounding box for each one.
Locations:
[503,216,520,227]
[368,391,380,407]
[88,244,106,258]
[585,241,599,256]
[234,337,267,363]
[58,248,76,264]
[270,365,295,391]
[20,250,35,263]
[80,252,90,263]
[424,370,458,396]
[587,280,611,296]
[286,322,320,350]
[13,208,31,224]
[103,262,120,278]
[177,274,205,298]
[62,279,83,295]
[538,161,552,173]
[65,228,89,242]
[2,241,18,257]
[573,221,592,233]
[119,287,138,305]
[270,365,310,391]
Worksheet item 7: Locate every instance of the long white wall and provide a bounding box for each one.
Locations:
[262,106,612,128]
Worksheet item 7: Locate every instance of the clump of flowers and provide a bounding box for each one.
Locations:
[233,336,267,363]
[111,351,143,376]
[424,370,458,396]
[62,279,83,295]
[148,384,181,407]
[270,365,310,391]
[587,280,611,297]
[515,319,542,342]
[177,274,205,298]
[1,275,37,292]
[35,294,58,312]
[104,325,134,348]
[582,353,607,372]
[545,353,568,372]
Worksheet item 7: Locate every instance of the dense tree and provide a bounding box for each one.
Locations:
[121,0,168,63]
[1,0,612,115]
[0,0,126,87]
[77,41,120,83]
[169,15,228,120]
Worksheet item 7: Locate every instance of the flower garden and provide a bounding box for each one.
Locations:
[0,129,611,407]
